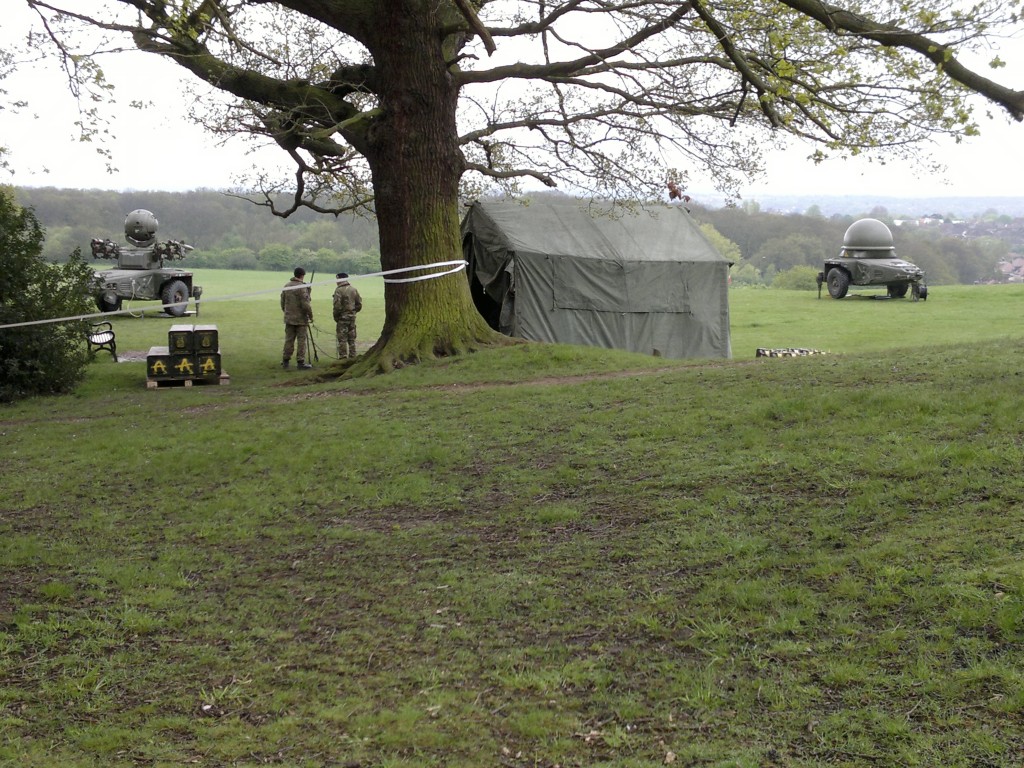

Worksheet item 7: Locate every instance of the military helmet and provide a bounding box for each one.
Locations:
[843,218,895,252]
[124,209,159,246]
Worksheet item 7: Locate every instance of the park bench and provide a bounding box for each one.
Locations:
[86,322,118,361]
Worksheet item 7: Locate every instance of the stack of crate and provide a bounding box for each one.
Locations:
[146,324,228,388]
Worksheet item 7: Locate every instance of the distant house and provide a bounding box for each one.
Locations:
[998,256,1024,282]
[893,215,947,227]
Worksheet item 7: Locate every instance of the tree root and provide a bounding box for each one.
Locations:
[316,326,519,380]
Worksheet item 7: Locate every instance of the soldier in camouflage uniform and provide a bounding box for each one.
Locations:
[332,273,363,359]
[281,267,314,369]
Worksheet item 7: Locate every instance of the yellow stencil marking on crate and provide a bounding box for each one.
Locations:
[150,360,168,375]
[175,358,195,375]
[199,357,217,374]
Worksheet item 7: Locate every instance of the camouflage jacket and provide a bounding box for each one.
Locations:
[332,282,363,321]
[281,277,313,325]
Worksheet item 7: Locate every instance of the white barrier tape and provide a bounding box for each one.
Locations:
[0,307,163,329]
[0,260,468,330]
[382,261,468,284]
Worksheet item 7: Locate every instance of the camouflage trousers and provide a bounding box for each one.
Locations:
[336,316,357,358]
[283,324,309,362]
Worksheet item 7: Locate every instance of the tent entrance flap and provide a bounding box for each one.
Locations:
[463,232,515,332]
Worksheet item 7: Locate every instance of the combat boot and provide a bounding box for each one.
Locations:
[281,360,290,369]
[297,361,313,370]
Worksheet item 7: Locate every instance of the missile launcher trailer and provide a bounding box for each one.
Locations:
[818,218,928,301]
[90,209,202,316]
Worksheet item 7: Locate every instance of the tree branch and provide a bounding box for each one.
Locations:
[689,0,783,128]
[464,161,557,187]
[777,0,1024,121]
[456,2,693,85]
[452,0,496,55]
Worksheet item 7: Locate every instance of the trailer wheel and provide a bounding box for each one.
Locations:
[826,268,850,299]
[887,284,909,299]
[161,280,189,317]
[96,293,122,313]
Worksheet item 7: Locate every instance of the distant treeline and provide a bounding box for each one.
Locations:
[12,186,1021,286]
[13,187,381,276]
[689,201,1018,286]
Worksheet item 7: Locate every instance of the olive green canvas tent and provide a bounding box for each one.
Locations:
[461,198,732,359]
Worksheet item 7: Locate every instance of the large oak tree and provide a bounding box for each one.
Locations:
[19,0,1024,373]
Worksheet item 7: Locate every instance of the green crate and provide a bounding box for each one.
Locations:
[168,324,194,353]
[193,324,219,353]
[194,352,222,379]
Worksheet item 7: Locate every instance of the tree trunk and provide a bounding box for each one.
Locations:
[342,1,508,376]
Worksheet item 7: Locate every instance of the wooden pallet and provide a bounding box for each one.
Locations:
[146,371,230,389]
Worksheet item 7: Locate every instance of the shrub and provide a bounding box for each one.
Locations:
[771,265,821,291]
[0,191,96,403]
[221,247,260,270]
[731,262,764,287]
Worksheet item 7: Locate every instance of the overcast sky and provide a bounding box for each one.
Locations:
[2,4,1022,200]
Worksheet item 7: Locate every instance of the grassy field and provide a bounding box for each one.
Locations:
[2,273,1024,767]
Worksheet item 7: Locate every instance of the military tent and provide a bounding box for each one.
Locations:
[461,198,732,359]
